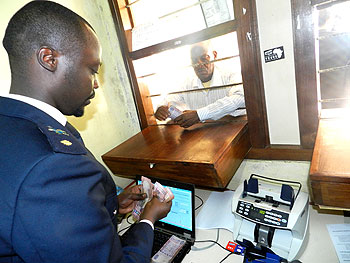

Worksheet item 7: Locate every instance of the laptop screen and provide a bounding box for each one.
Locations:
[159,186,192,231]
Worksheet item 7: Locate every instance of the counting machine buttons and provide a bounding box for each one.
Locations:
[264,219,281,226]
[237,202,287,227]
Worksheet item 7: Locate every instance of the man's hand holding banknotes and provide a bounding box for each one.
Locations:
[132,176,174,222]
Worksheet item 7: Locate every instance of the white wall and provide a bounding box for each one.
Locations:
[256,0,301,145]
[0,0,140,185]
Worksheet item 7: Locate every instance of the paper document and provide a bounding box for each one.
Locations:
[327,224,350,263]
[196,191,235,232]
[201,0,232,27]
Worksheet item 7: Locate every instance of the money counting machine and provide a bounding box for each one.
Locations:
[232,174,309,262]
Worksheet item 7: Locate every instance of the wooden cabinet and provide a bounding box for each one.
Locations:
[102,121,251,189]
[309,117,350,209]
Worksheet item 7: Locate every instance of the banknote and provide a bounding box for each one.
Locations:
[132,176,153,221]
[154,182,174,202]
[142,176,153,202]
[151,235,186,263]
[168,105,182,120]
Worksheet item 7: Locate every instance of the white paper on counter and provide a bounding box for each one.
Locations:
[196,190,235,232]
[327,224,350,263]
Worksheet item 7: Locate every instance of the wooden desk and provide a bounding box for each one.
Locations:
[309,117,350,209]
[102,121,251,189]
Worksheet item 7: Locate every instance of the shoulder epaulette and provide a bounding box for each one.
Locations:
[37,123,87,155]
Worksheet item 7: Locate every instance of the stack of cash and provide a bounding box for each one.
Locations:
[151,235,186,263]
[132,176,174,221]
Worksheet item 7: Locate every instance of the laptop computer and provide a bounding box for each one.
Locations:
[136,175,196,263]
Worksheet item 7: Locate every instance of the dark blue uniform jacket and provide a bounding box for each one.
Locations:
[0,97,153,263]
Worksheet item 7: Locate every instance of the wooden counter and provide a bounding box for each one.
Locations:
[102,121,251,189]
[309,117,350,209]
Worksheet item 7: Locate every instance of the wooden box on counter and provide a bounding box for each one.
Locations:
[309,117,350,209]
[102,121,251,189]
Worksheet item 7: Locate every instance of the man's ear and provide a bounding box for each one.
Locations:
[37,46,58,72]
[212,50,218,59]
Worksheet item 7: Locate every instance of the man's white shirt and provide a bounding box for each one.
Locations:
[159,65,246,121]
[4,93,67,125]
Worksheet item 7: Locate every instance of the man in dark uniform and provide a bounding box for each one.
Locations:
[0,1,172,262]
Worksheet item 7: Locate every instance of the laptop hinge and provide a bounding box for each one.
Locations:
[156,227,194,243]
[183,233,191,239]
[184,233,195,244]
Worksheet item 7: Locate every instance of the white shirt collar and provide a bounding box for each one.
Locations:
[4,94,67,126]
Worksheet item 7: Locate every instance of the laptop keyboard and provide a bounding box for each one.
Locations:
[152,231,191,263]
[152,230,171,254]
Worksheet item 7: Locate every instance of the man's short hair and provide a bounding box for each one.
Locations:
[3,0,94,72]
[190,40,215,60]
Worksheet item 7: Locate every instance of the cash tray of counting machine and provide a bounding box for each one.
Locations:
[232,174,309,261]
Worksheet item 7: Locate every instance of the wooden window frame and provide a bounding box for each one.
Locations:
[291,0,319,150]
[290,0,350,150]
[108,0,318,160]
[246,0,319,160]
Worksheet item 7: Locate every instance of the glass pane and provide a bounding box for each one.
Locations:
[319,34,350,70]
[320,71,350,108]
[318,2,350,37]
[133,32,244,125]
[129,0,199,25]
[129,0,235,51]
[316,1,350,109]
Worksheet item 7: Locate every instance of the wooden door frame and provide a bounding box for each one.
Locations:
[234,0,269,149]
